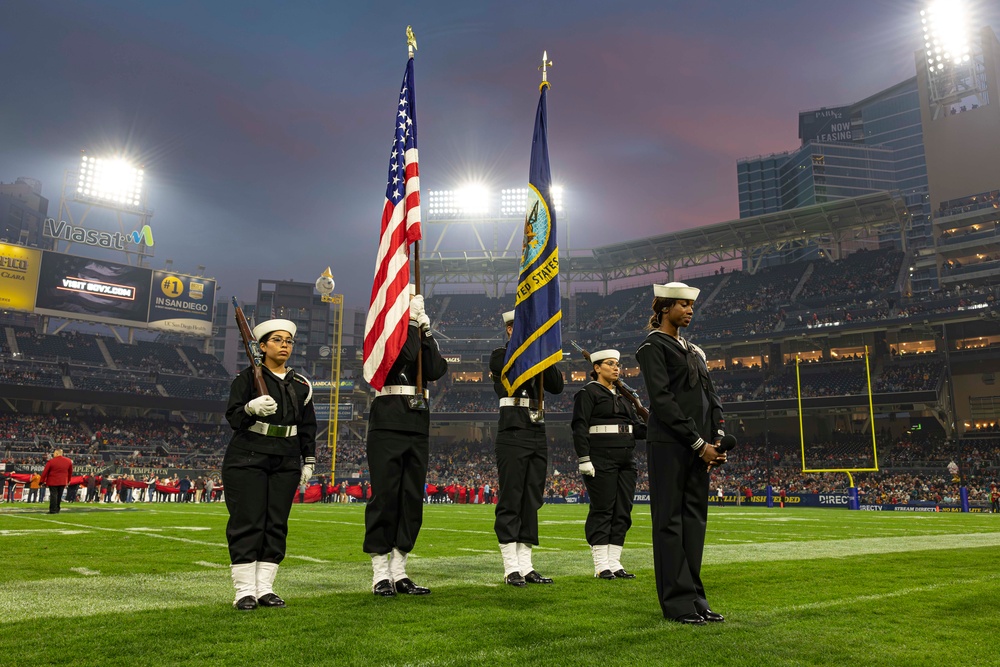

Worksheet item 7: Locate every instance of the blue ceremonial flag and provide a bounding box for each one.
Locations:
[501,82,561,395]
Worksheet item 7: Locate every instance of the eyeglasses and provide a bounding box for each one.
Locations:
[268,337,295,346]
[600,361,620,368]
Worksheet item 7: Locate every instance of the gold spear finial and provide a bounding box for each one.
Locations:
[538,50,553,91]
[407,25,418,58]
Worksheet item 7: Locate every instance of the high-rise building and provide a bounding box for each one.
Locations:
[0,178,49,248]
[739,22,1000,289]
[255,279,335,379]
[738,78,930,260]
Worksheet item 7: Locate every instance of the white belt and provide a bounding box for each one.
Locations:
[248,421,298,438]
[376,385,429,398]
[589,424,632,434]
[499,397,538,408]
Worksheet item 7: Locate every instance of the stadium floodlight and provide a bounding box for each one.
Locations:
[500,185,565,216]
[426,190,457,217]
[921,1,972,70]
[455,183,491,216]
[500,188,529,217]
[551,184,564,213]
[427,185,492,217]
[76,155,144,209]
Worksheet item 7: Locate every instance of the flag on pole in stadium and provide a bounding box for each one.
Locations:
[501,79,561,395]
[363,56,422,391]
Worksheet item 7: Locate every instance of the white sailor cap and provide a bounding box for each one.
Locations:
[653,281,700,301]
[253,318,297,341]
[589,349,620,363]
[502,310,516,325]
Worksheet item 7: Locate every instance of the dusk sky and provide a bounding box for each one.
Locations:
[3,1,999,308]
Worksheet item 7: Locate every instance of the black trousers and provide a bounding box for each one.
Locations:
[48,486,65,513]
[647,440,711,619]
[221,447,300,565]
[494,432,547,545]
[364,429,428,555]
[583,446,637,546]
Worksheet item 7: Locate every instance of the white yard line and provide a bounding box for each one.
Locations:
[777,573,1000,612]
[6,514,327,563]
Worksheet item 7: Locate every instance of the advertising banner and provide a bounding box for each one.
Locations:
[34,251,152,326]
[311,379,355,392]
[798,106,854,144]
[0,242,41,312]
[147,271,216,337]
[313,403,354,421]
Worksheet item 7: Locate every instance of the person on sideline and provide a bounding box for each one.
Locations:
[364,289,448,597]
[635,282,727,625]
[490,309,564,586]
[571,348,646,580]
[222,318,317,611]
[40,449,73,514]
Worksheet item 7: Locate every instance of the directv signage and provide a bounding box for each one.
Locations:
[147,271,217,337]
[34,251,152,326]
[798,106,854,144]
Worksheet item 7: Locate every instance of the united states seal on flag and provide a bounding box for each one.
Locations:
[363,56,422,391]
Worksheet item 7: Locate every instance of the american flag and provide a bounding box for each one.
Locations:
[363,57,422,391]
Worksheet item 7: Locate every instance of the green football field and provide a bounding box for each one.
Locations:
[2,501,998,667]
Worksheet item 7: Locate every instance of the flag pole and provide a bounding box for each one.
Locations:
[407,25,427,408]
[535,50,552,414]
[538,50,552,91]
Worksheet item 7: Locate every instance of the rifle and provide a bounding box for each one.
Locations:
[570,340,649,422]
[232,296,269,397]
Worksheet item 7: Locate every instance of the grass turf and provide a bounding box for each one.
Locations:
[1,502,997,666]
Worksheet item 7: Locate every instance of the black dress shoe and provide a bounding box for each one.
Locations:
[394,578,431,595]
[523,570,554,584]
[505,572,526,587]
[257,593,286,608]
[699,609,725,623]
[373,579,396,597]
[233,596,257,611]
[596,569,616,580]
[612,569,636,579]
[670,613,706,625]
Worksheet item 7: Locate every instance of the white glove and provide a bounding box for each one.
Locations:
[579,461,596,477]
[245,395,278,417]
[299,463,314,487]
[417,312,431,330]
[409,295,425,321]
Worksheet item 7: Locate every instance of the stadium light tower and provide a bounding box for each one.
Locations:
[76,156,145,210]
[56,152,155,266]
[423,183,569,296]
[919,0,988,120]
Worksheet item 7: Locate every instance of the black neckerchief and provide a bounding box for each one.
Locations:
[587,380,625,414]
[263,367,300,423]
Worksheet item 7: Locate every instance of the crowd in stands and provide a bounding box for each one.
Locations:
[434,294,505,329]
[575,289,644,333]
[13,327,105,365]
[4,413,999,505]
[71,370,160,396]
[796,249,903,305]
[0,361,64,388]
[875,362,943,392]
[180,345,230,378]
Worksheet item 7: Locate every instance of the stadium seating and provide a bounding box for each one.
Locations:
[12,327,106,365]
[104,339,191,374]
